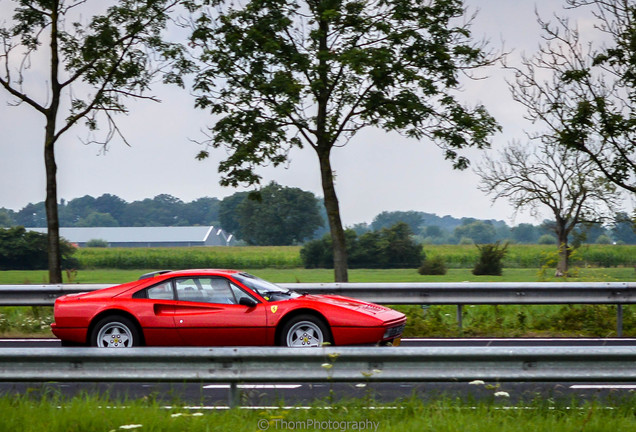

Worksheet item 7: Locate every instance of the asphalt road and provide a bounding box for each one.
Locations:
[1,338,635,407]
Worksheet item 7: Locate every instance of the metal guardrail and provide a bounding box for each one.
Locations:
[290,282,636,337]
[2,346,636,406]
[286,282,636,305]
[2,282,635,305]
[0,285,111,306]
[2,282,635,335]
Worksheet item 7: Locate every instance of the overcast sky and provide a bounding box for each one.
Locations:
[1,0,632,227]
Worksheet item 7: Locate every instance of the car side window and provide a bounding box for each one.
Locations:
[133,281,175,300]
[175,277,237,304]
[230,282,258,305]
[147,281,175,300]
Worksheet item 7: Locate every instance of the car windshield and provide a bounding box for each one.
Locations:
[234,273,297,301]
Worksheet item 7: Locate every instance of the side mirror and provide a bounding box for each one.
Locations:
[239,297,258,308]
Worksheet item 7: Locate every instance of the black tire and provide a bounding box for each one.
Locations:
[279,314,333,347]
[90,315,141,348]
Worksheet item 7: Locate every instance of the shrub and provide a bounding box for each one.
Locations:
[85,239,109,248]
[418,255,447,275]
[538,234,557,245]
[458,237,473,245]
[301,222,423,268]
[473,242,509,276]
[595,234,612,244]
[300,236,334,269]
[0,226,78,270]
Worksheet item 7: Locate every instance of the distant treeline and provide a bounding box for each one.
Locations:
[1,189,635,246]
[355,211,636,246]
[0,194,220,228]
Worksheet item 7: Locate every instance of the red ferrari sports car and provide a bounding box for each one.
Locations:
[51,269,406,348]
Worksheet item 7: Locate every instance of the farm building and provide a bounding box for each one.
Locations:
[28,226,235,248]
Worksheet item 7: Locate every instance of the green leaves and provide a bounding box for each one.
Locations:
[190,0,500,186]
[231,182,324,245]
[518,1,636,193]
[2,0,193,139]
[561,68,590,83]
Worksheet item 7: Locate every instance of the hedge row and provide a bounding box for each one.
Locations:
[75,246,302,269]
[72,244,635,270]
[424,244,636,269]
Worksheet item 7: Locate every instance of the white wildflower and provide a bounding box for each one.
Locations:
[494,391,510,398]
[469,380,485,386]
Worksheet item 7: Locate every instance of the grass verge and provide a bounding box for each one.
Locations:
[0,393,635,432]
[2,267,635,284]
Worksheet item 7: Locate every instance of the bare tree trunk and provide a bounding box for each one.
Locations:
[44,130,62,284]
[46,3,62,284]
[317,148,348,282]
[555,230,569,278]
[313,9,347,282]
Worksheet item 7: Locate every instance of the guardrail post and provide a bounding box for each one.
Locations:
[617,304,623,338]
[228,382,240,408]
[457,305,463,335]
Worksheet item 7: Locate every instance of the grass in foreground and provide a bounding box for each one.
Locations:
[0,394,635,432]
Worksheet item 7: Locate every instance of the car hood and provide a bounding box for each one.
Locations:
[298,294,402,318]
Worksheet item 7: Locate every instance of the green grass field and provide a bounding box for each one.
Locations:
[74,245,303,269]
[1,393,635,432]
[2,266,635,285]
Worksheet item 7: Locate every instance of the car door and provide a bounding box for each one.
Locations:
[173,276,268,346]
[130,280,183,346]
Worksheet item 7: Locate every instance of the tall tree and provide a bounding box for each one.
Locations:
[236,182,323,245]
[218,191,250,238]
[371,211,424,233]
[0,0,190,282]
[476,140,618,276]
[181,197,220,225]
[508,0,636,193]
[612,211,636,244]
[453,220,496,244]
[0,209,15,228]
[190,0,500,281]
[123,194,186,226]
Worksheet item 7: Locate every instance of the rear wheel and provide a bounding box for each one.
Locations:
[91,316,140,348]
[279,314,332,347]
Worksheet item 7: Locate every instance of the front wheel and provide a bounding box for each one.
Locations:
[279,315,332,347]
[91,316,140,348]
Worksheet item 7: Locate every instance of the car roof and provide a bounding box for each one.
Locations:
[142,269,243,279]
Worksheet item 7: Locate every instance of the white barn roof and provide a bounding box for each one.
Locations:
[29,226,234,247]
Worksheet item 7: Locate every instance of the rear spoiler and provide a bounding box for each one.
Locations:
[138,270,172,280]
